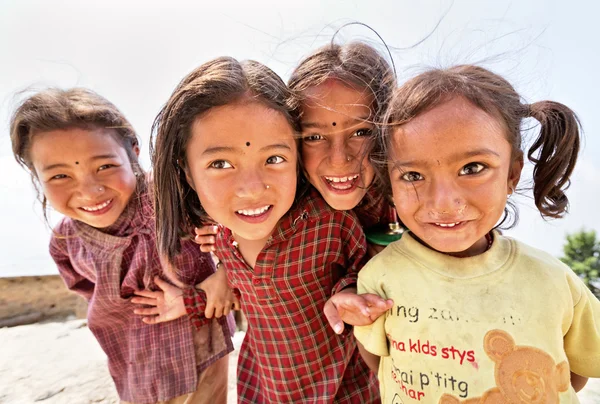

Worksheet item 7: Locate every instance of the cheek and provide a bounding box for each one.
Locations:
[300,146,323,176]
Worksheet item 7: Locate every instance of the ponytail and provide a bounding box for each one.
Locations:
[527,101,581,218]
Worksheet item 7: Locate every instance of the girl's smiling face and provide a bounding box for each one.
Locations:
[185,101,297,246]
[300,80,375,210]
[30,128,138,228]
[388,96,522,257]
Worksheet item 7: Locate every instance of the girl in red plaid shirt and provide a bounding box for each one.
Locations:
[10,88,234,404]
[151,56,381,403]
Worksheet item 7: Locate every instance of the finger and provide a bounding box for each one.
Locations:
[223,304,231,316]
[200,244,216,253]
[195,234,216,245]
[213,306,224,318]
[194,225,218,236]
[131,297,158,306]
[141,316,161,325]
[323,300,344,334]
[204,303,215,319]
[134,307,160,316]
[133,289,160,299]
[363,294,394,310]
[153,277,172,291]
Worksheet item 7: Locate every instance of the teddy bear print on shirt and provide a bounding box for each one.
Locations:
[439,329,570,404]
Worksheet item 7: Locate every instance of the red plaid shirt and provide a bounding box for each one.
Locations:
[49,190,233,403]
[187,188,380,403]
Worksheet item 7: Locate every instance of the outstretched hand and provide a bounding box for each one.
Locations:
[324,288,393,334]
[132,276,186,325]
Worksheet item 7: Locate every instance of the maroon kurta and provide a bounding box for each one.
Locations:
[49,191,233,403]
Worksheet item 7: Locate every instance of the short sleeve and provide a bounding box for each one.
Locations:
[564,274,600,377]
[49,235,95,301]
[354,261,390,357]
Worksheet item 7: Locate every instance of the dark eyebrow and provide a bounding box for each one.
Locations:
[392,148,501,170]
[42,154,119,172]
[301,116,371,130]
[90,153,119,161]
[202,143,292,156]
[42,163,69,172]
[260,143,292,152]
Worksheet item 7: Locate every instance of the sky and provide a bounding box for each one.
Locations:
[0,0,598,276]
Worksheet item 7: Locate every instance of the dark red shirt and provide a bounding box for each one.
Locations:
[49,190,233,403]
[186,188,380,403]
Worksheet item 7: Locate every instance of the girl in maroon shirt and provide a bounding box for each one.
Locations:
[151,57,379,403]
[10,88,233,404]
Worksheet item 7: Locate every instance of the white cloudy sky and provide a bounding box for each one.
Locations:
[1,0,598,276]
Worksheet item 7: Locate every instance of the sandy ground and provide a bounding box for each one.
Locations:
[0,320,599,403]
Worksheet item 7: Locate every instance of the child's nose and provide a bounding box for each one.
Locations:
[329,143,352,167]
[235,171,267,198]
[427,178,464,215]
[78,177,105,199]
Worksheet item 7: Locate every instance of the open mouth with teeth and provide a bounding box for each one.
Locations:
[235,205,273,223]
[432,221,464,228]
[79,199,113,214]
[322,174,360,192]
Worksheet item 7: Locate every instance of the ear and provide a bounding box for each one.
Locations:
[507,152,524,195]
[133,145,140,158]
[484,329,515,362]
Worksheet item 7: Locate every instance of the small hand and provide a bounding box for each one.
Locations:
[131,276,186,324]
[324,288,394,334]
[197,264,240,318]
[193,225,219,253]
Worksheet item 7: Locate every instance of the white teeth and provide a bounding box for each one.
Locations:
[435,222,461,228]
[81,199,112,212]
[236,205,270,216]
[324,174,359,183]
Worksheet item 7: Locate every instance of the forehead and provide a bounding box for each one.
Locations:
[391,96,509,157]
[31,128,125,161]
[302,79,374,118]
[190,102,296,147]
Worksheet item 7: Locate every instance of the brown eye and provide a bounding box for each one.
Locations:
[459,163,486,176]
[400,171,423,182]
[353,128,373,137]
[266,155,285,165]
[209,160,232,169]
[303,134,323,142]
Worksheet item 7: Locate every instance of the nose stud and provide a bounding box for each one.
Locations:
[265,185,270,189]
[98,185,105,193]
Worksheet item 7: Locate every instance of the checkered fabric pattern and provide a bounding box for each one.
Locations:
[49,190,233,403]
[216,188,380,403]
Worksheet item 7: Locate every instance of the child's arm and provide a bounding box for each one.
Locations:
[570,371,588,392]
[324,211,393,334]
[49,238,94,301]
[357,340,381,374]
[324,287,393,334]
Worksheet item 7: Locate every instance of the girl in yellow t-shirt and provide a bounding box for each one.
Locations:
[353,65,599,403]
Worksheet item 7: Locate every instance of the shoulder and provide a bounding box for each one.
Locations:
[507,236,572,274]
[49,217,77,256]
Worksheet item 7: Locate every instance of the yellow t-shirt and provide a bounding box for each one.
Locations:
[355,232,600,404]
